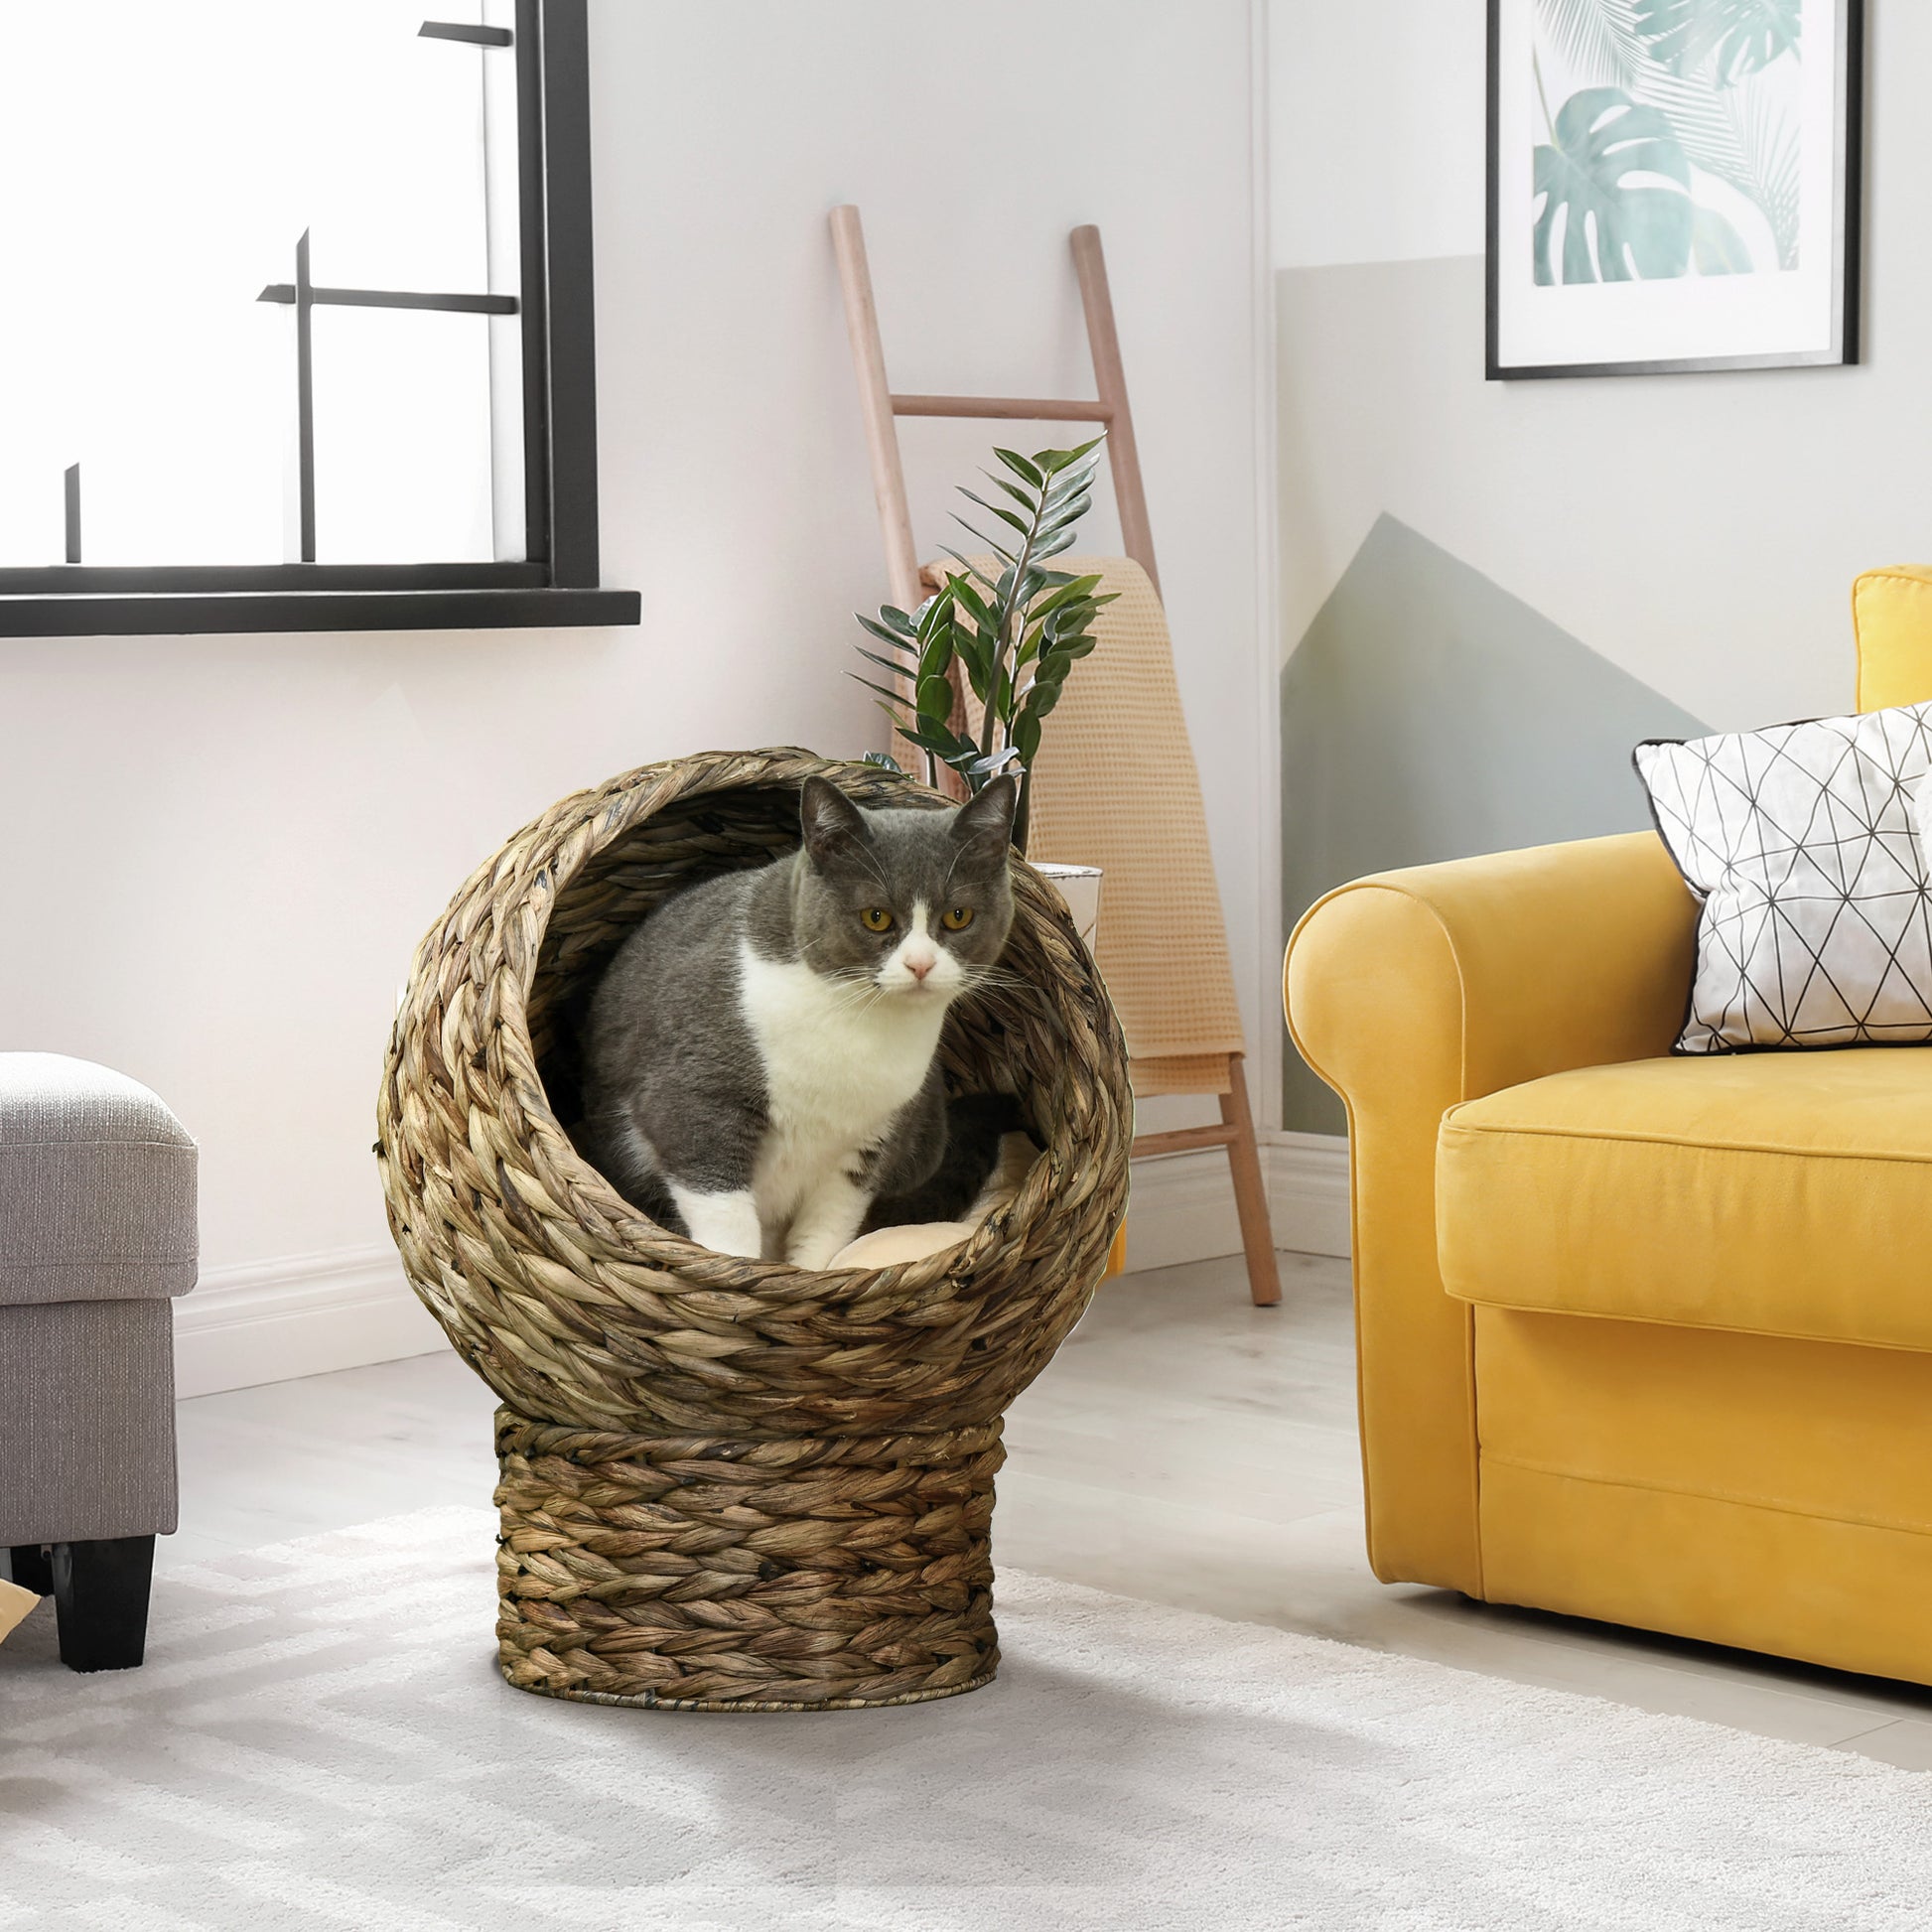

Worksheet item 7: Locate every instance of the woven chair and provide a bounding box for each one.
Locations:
[376,748,1132,1711]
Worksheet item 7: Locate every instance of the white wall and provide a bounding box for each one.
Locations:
[1271,0,1932,732]
[0,0,1272,1387]
[1270,0,1484,269]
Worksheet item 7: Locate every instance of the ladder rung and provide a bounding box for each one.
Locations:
[891,393,1114,423]
[1132,1124,1238,1159]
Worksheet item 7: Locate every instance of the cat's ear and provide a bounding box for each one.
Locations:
[799,777,873,870]
[952,774,1018,858]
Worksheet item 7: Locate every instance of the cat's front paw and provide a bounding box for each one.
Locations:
[784,1233,848,1271]
[669,1185,764,1260]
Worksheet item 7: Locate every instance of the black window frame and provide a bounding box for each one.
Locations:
[0,0,637,638]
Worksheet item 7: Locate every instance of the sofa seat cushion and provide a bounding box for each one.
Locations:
[0,1054,197,1308]
[1438,1047,1932,1352]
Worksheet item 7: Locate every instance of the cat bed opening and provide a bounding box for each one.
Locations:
[376,747,1132,1710]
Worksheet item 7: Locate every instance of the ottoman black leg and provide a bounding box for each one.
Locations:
[9,1544,54,1595]
[51,1536,155,1672]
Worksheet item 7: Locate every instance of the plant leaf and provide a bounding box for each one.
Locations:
[949,575,997,630]
[993,448,1044,488]
[858,617,919,655]
[1633,66,1798,267]
[1533,87,1693,284]
[937,551,1002,594]
[863,749,902,773]
[950,514,1018,565]
[1632,0,1799,84]
[1533,0,1649,88]
[901,719,975,760]
[849,672,912,712]
[1029,573,1103,616]
[1043,596,1099,632]
[1035,437,1104,475]
[1040,481,1097,524]
[965,746,1023,776]
[1690,203,1752,274]
[957,488,1033,537]
[956,635,993,702]
[855,644,912,680]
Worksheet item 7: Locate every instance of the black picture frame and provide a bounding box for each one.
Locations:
[0,0,638,637]
[1485,0,1864,382]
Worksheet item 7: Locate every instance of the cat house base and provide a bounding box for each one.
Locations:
[376,748,1131,1712]
[493,1411,1004,1710]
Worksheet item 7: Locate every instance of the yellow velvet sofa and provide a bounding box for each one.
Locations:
[1284,567,1932,1687]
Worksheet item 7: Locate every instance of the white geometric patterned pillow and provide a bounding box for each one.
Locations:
[1634,703,1932,1053]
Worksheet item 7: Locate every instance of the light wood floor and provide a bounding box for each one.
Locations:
[170,1251,1932,1771]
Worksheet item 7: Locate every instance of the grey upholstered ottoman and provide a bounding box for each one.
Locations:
[1,1054,197,1670]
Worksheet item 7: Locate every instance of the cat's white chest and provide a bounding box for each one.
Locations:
[737,942,944,1207]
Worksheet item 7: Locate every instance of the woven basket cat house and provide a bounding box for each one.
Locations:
[376,747,1132,1712]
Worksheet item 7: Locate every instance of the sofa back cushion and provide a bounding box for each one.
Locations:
[1855,568,1932,712]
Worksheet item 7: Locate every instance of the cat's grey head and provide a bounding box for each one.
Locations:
[789,775,1017,1002]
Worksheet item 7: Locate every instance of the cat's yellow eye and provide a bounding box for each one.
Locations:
[941,905,975,931]
[860,907,894,933]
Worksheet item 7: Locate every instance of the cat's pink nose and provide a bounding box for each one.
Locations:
[903,947,936,981]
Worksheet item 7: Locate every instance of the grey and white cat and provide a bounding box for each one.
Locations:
[576,774,1018,1268]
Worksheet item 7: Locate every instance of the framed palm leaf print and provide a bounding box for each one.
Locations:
[1487,0,1863,378]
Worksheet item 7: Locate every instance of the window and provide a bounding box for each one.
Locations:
[0,0,635,635]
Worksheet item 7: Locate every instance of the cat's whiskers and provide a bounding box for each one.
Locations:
[961,966,1033,1001]
[822,969,890,1017]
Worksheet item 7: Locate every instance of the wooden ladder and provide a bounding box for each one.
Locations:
[830,206,1282,1310]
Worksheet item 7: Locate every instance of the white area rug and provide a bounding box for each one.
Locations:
[2,1507,1927,1931]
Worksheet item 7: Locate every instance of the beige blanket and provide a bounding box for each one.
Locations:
[0,1578,40,1646]
[925,553,1245,1097]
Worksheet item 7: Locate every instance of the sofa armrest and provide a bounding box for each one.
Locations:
[1283,832,1696,1593]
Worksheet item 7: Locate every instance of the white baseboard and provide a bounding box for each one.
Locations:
[174,1245,445,1400]
[1120,1150,1247,1274]
[1266,1130,1351,1260]
[176,1135,1355,1396]
[1121,1130,1349,1274]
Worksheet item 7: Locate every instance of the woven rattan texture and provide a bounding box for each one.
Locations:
[494,1412,1003,1709]
[376,748,1132,1708]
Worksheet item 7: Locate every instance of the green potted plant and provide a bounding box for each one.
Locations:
[852,436,1115,862]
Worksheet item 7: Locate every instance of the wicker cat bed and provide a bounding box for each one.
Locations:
[376,748,1132,1711]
